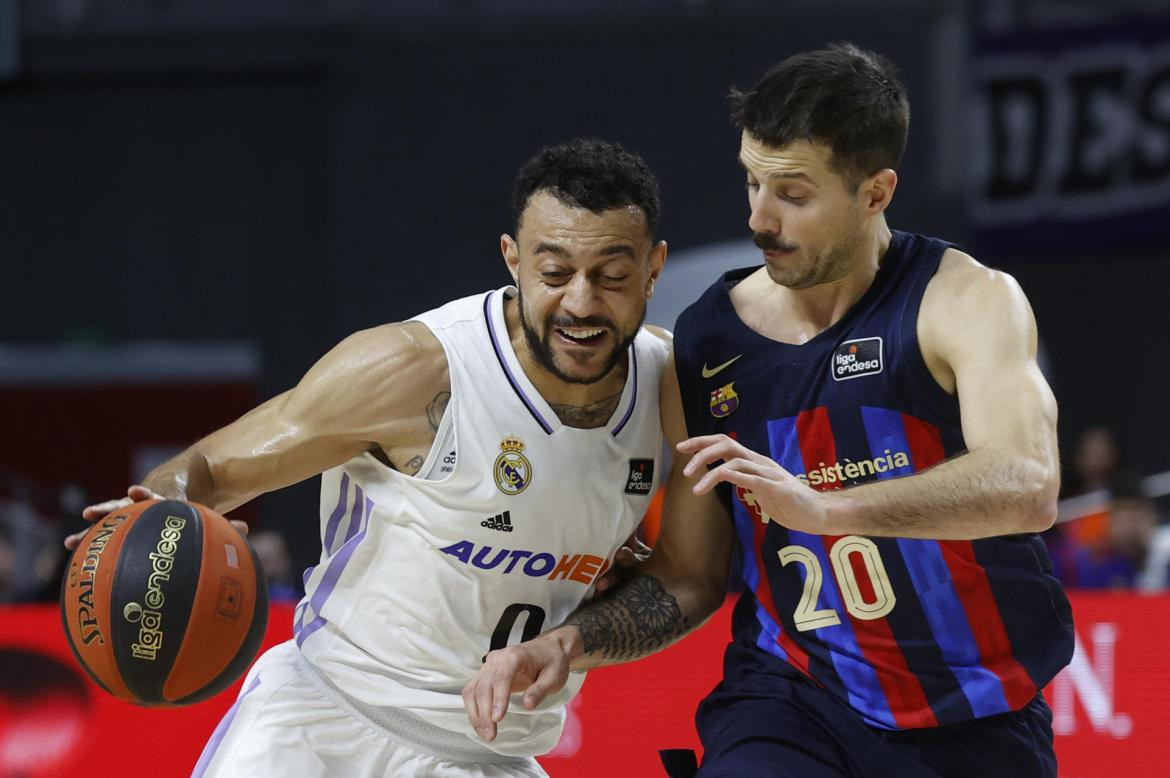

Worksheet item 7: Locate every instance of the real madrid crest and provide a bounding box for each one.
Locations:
[710,382,739,418]
[494,435,533,495]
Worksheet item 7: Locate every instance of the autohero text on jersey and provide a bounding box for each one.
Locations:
[439,541,612,586]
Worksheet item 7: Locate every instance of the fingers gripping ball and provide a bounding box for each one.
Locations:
[60,500,268,706]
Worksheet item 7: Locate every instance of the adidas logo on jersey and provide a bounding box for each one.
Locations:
[441,450,456,474]
[481,511,514,532]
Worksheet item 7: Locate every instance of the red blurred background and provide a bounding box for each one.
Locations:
[2,594,1165,778]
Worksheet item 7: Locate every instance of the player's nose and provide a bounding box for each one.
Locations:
[747,191,780,235]
[559,272,601,318]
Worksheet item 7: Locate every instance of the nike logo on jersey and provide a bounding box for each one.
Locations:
[481,511,514,532]
[701,355,742,378]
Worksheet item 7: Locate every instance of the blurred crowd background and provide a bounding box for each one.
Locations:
[1,0,1167,605]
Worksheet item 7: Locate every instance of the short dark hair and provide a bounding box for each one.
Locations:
[512,138,660,238]
[729,42,910,189]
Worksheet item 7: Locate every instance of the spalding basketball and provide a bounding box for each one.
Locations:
[60,499,268,706]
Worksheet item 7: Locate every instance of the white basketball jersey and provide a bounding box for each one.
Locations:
[293,287,667,758]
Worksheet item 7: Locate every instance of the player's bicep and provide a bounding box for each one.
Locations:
[198,323,445,506]
[937,269,1058,463]
[956,355,1057,458]
[192,389,367,508]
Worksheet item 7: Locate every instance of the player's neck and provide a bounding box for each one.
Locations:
[787,228,889,326]
[503,298,629,417]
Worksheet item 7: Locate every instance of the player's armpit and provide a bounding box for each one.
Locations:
[147,321,450,514]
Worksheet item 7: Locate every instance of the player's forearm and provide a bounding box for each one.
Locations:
[827,447,1059,539]
[547,570,723,671]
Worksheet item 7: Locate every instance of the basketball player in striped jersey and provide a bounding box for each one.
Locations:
[66,138,670,777]
[464,46,1073,777]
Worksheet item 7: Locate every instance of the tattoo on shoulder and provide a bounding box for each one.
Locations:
[549,390,623,429]
[565,574,689,661]
[403,454,424,474]
[426,391,451,431]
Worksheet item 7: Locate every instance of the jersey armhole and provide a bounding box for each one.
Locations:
[408,319,460,483]
[670,310,700,441]
[362,319,461,484]
[413,403,456,481]
[898,247,964,426]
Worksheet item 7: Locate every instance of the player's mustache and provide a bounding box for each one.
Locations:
[753,232,798,252]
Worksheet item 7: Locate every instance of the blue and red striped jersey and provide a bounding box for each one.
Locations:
[673,231,1074,729]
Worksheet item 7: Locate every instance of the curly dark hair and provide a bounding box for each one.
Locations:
[729,42,910,190]
[512,138,660,238]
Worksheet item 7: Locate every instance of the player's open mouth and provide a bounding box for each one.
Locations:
[555,327,606,345]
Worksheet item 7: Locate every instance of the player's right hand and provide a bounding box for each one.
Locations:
[461,630,576,742]
[63,485,162,551]
[63,486,251,550]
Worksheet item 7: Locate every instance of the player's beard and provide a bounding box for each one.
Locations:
[515,287,640,385]
[755,216,866,291]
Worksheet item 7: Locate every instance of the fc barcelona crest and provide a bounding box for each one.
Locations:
[494,435,533,495]
[710,382,739,418]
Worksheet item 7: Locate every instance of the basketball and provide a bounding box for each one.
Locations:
[59,499,269,706]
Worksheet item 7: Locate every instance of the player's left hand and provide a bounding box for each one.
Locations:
[593,533,652,595]
[677,434,831,534]
[462,633,572,742]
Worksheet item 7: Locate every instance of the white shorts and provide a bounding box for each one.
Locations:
[192,641,547,778]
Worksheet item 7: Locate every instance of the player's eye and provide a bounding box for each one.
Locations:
[541,271,570,284]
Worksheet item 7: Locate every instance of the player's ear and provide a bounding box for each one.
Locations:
[861,169,897,214]
[646,240,667,300]
[501,234,520,283]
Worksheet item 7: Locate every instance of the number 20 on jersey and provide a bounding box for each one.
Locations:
[779,536,896,632]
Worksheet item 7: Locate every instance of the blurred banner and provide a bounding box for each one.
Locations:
[0,343,259,526]
[967,16,1170,254]
[1,594,1166,777]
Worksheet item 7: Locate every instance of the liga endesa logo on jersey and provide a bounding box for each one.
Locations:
[831,337,883,381]
[624,459,655,495]
[439,541,611,586]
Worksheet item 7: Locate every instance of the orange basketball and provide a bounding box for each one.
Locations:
[59,499,268,706]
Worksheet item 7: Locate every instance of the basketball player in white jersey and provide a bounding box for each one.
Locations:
[65,138,670,777]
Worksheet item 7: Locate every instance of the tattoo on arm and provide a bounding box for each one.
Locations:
[564,574,689,662]
[426,391,451,431]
